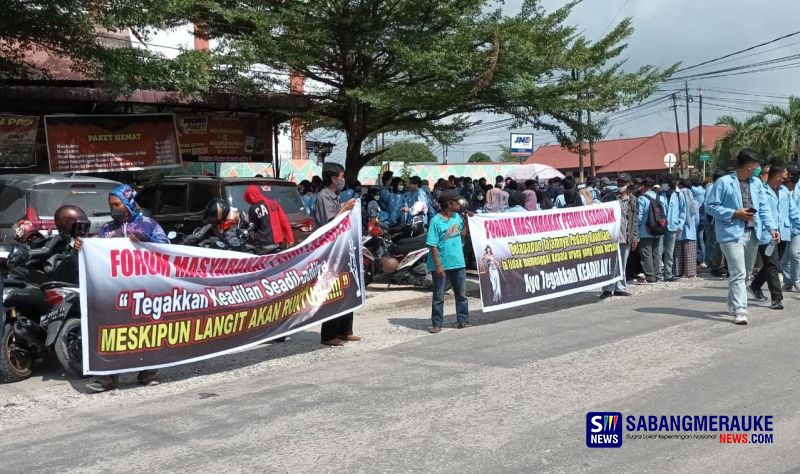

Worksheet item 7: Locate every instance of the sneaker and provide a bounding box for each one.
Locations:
[645,278,658,283]
[770,299,784,310]
[456,322,471,329]
[429,326,442,334]
[733,313,749,325]
[710,269,726,278]
[600,291,613,299]
[699,262,708,268]
[613,291,632,297]
[665,277,681,282]
[747,285,767,301]
[85,378,117,393]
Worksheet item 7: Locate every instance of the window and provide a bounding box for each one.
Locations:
[136,187,157,212]
[156,184,188,214]
[0,184,25,226]
[30,182,118,218]
[188,183,217,212]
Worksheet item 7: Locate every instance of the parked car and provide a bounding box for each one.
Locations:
[0,174,121,244]
[135,176,315,243]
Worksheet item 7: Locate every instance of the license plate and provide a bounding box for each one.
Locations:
[41,304,69,326]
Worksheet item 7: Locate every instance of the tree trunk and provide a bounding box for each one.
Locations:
[343,100,370,183]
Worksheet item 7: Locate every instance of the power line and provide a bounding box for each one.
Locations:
[674,29,800,73]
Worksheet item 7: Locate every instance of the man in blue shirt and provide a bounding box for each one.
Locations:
[659,176,687,282]
[706,150,779,325]
[427,190,470,332]
[636,178,662,283]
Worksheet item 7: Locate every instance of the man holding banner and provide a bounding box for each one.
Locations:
[315,165,359,346]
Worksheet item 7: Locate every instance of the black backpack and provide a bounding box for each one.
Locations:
[643,195,668,235]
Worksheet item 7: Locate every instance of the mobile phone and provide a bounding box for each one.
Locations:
[746,207,757,214]
[71,219,91,238]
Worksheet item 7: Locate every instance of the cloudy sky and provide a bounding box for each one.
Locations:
[144,0,800,163]
[418,0,800,162]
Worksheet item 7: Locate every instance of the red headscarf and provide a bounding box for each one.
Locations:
[244,185,294,245]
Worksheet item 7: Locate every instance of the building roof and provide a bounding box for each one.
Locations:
[526,125,731,175]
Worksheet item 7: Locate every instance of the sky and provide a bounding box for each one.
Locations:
[140,0,800,164]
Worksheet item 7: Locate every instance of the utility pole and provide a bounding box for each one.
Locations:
[699,88,704,178]
[587,109,596,177]
[672,93,683,163]
[444,144,448,165]
[572,68,585,181]
[684,81,691,175]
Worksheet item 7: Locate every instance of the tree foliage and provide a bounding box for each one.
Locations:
[715,97,800,166]
[1,0,211,92]
[468,152,492,163]
[381,141,438,163]
[111,0,672,179]
[498,146,521,162]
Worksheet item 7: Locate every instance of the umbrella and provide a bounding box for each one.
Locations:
[509,163,565,181]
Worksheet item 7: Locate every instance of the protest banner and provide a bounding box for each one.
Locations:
[78,204,364,375]
[177,115,273,162]
[467,202,622,312]
[0,115,39,168]
[45,114,181,173]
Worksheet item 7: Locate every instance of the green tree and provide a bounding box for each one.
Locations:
[714,115,768,168]
[129,0,671,181]
[758,97,800,162]
[381,141,438,163]
[1,0,211,92]
[498,146,521,162]
[468,152,492,163]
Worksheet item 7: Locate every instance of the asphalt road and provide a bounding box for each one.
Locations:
[1,280,798,473]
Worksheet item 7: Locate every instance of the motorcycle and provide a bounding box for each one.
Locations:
[362,226,433,291]
[0,221,88,381]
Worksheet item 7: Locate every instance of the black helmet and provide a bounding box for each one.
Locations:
[54,205,88,237]
[203,199,230,225]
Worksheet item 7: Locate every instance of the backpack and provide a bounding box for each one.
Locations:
[643,195,668,235]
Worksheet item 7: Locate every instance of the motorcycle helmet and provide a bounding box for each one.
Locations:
[54,205,88,237]
[203,198,230,226]
[381,256,399,274]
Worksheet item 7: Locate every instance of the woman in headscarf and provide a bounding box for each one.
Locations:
[555,181,585,208]
[505,191,527,212]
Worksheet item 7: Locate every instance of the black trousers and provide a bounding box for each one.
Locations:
[320,312,353,342]
[752,242,787,301]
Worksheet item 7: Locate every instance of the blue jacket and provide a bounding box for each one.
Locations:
[705,173,776,244]
[660,190,687,233]
[678,188,698,241]
[691,185,706,208]
[637,190,659,239]
[764,184,800,240]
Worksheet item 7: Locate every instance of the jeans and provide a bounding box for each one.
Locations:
[604,243,630,292]
[431,268,469,327]
[697,227,706,263]
[639,237,661,280]
[662,230,678,279]
[720,228,759,315]
[780,235,800,287]
[752,242,786,301]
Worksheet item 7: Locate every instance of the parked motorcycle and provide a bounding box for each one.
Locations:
[0,221,87,381]
[363,227,433,290]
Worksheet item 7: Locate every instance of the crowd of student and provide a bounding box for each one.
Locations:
[299,149,800,327]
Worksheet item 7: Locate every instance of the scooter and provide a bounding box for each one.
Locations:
[363,227,433,290]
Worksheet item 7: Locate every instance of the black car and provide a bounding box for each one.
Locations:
[135,176,315,243]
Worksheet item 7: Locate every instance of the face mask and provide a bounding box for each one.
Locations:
[111,208,128,223]
[397,185,405,192]
[753,166,762,177]
[335,179,345,191]
[660,183,670,192]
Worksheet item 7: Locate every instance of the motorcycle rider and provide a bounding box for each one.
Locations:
[183,199,246,248]
[76,184,169,393]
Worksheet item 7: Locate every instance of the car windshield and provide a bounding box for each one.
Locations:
[31,182,119,217]
[225,182,305,216]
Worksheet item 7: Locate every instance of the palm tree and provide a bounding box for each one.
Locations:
[758,96,800,163]
[714,115,768,168]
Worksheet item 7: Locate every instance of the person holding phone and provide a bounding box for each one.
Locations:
[706,150,779,325]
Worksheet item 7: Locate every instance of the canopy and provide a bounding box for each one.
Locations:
[508,163,565,181]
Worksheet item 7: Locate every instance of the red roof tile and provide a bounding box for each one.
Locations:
[526,126,731,175]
